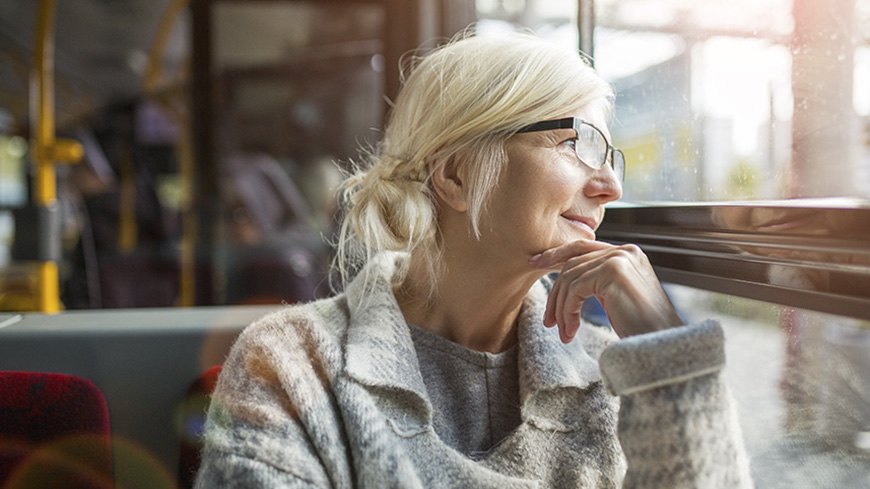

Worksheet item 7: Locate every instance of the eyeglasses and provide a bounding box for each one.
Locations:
[516,117,625,181]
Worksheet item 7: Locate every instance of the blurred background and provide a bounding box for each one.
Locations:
[1,0,868,310]
[0,1,868,486]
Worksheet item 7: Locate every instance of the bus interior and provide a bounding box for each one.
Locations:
[0,1,869,488]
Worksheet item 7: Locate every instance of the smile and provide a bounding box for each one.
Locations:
[560,214,597,240]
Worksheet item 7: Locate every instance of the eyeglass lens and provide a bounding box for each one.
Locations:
[611,150,625,181]
[574,124,608,170]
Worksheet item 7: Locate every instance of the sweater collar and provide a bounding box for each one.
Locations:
[516,282,604,430]
[343,253,603,431]
[344,254,432,426]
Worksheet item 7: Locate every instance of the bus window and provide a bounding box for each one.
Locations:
[594,0,870,202]
[208,1,386,305]
[0,1,474,310]
[478,1,870,486]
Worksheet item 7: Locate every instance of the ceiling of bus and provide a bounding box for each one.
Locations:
[0,0,180,131]
[0,0,387,134]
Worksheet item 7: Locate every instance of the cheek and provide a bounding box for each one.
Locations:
[516,169,583,237]
[537,164,584,208]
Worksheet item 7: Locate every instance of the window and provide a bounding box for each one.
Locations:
[480,1,870,485]
[595,0,870,201]
[591,1,870,484]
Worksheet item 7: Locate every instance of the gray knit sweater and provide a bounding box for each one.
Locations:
[196,254,753,488]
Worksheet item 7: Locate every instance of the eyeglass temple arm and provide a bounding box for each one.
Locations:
[516,118,578,133]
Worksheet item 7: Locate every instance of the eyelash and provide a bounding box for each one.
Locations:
[559,138,579,156]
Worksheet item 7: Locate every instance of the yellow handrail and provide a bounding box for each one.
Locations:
[145,0,195,307]
[31,0,83,313]
[145,0,190,94]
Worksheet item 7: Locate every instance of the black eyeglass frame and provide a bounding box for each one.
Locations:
[516,117,625,181]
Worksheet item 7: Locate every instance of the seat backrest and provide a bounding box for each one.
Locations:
[177,364,223,489]
[0,371,113,489]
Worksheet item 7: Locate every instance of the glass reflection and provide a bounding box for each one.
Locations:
[212,1,384,305]
[668,285,870,488]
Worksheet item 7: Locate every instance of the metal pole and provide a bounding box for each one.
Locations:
[31,0,83,313]
[577,0,595,61]
[146,0,195,307]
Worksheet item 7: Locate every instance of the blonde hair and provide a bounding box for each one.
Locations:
[335,30,613,295]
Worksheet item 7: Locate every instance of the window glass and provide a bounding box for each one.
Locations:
[211,2,384,305]
[667,284,870,487]
[475,0,580,44]
[595,0,870,201]
[0,1,386,310]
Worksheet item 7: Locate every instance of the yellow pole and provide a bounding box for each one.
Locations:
[32,0,59,313]
[145,0,190,93]
[31,0,82,313]
[145,0,195,306]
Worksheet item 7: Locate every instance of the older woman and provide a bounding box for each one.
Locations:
[196,32,752,488]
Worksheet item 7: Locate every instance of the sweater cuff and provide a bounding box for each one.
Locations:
[599,320,725,396]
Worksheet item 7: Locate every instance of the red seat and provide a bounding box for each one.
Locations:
[177,365,222,489]
[0,371,113,488]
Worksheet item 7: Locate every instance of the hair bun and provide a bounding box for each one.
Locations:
[342,165,435,252]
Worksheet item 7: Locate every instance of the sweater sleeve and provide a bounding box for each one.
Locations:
[599,320,754,489]
[194,314,352,489]
[196,451,319,488]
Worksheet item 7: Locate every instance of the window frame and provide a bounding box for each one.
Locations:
[580,0,870,321]
[598,201,870,321]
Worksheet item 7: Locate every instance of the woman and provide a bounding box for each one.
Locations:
[196,32,752,488]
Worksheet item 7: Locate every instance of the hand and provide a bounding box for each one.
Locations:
[529,239,682,342]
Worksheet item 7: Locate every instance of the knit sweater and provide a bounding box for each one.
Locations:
[409,322,522,458]
[196,254,753,488]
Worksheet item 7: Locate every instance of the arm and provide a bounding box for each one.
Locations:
[599,321,754,489]
[195,317,351,488]
[532,239,753,487]
[196,452,320,488]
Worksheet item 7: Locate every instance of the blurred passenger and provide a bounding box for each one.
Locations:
[61,104,179,309]
[295,154,343,235]
[197,32,753,487]
[221,153,329,304]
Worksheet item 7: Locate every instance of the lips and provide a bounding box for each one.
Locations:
[560,213,597,240]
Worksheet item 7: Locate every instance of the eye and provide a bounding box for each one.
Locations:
[558,138,582,163]
[560,137,578,152]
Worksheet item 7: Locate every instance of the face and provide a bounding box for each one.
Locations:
[479,109,623,264]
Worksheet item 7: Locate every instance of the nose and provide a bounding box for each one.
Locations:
[584,165,622,204]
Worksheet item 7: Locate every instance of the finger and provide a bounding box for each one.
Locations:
[564,310,582,342]
[563,280,589,339]
[544,278,558,327]
[547,267,588,339]
[561,246,622,271]
[553,272,587,343]
[529,239,613,268]
[559,265,600,341]
[557,254,626,342]
[553,275,569,341]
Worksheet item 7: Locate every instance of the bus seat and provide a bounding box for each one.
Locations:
[0,371,113,489]
[177,364,222,489]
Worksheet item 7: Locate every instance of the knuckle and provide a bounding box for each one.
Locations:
[620,244,643,256]
[567,280,585,295]
[604,255,633,273]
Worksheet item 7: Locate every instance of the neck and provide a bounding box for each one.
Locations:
[396,245,541,353]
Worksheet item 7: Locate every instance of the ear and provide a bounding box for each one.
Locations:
[431,154,468,213]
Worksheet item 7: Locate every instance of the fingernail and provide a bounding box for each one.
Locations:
[529,253,543,263]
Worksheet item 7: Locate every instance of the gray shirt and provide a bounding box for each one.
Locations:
[408,323,522,459]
